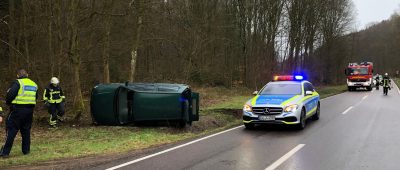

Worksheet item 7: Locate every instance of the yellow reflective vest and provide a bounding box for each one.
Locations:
[11,78,38,105]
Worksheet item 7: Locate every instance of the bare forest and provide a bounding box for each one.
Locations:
[0,0,357,120]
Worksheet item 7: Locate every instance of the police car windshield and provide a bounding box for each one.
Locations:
[260,84,302,95]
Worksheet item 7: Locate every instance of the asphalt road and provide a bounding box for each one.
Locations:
[92,84,400,170]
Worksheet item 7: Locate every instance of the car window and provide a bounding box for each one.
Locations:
[304,83,314,92]
[310,83,316,91]
[260,84,302,95]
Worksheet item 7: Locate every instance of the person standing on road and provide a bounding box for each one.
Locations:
[0,69,38,158]
[375,74,380,90]
[381,73,391,95]
[43,77,65,128]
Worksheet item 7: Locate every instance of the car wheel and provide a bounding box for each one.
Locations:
[296,108,306,130]
[244,123,255,129]
[312,103,320,120]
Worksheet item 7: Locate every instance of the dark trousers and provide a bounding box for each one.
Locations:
[383,87,389,95]
[48,102,65,121]
[1,106,34,156]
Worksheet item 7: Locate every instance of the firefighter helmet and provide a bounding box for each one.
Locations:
[51,77,60,84]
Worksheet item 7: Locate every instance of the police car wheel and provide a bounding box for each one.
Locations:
[311,103,320,120]
[296,108,306,130]
[244,123,255,129]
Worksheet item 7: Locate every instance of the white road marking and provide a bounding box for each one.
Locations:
[105,125,244,170]
[342,106,354,115]
[362,95,368,100]
[264,144,306,170]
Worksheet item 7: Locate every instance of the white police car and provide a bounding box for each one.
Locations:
[243,75,320,130]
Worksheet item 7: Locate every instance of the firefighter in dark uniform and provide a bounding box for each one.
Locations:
[375,74,380,90]
[0,69,38,158]
[381,73,391,95]
[43,77,65,128]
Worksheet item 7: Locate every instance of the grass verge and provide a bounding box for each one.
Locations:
[315,85,347,99]
[0,85,346,168]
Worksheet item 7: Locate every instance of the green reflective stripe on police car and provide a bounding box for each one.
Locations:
[243,120,252,123]
[251,95,259,106]
[298,93,319,104]
[306,106,317,116]
[280,95,300,107]
[283,121,297,125]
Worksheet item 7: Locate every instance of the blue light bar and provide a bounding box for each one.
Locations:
[294,75,304,80]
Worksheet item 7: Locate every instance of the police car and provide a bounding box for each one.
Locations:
[243,75,320,130]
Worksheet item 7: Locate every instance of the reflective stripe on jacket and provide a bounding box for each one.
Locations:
[43,84,65,103]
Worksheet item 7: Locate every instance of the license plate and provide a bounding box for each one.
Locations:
[259,115,275,121]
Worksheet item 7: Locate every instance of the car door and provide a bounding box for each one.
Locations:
[304,83,318,116]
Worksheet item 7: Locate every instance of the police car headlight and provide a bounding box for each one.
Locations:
[243,104,252,112]
[284,104,298,112]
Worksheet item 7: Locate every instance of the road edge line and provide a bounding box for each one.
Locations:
[320,91,347,101]
[264,144,306,170]
[105,125,244,170]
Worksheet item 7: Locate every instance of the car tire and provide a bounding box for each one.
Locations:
[311,102,320,120]
[244,123,255,129]
[296,108,306,130]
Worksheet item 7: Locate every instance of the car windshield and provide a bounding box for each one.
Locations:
[347,67,368,75]
[259,84,302,95]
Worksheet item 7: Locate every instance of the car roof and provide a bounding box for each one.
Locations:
[268,81,311,85]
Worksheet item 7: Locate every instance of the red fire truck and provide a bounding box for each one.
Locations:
[345,62,374,91]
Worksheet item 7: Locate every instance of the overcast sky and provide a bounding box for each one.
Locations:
[352,0,400,29]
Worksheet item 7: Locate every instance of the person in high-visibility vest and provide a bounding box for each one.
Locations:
[381,73,391,95]
[0,69,38,158]
[43,77,65,128]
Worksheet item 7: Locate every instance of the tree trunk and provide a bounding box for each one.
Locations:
[102,0,114,83]
[56,1,63,78]
[129,0,143,82]
[22,0,30,71]
[48,0,54,76]
[8,0,16,72]
[69,0,84,121]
